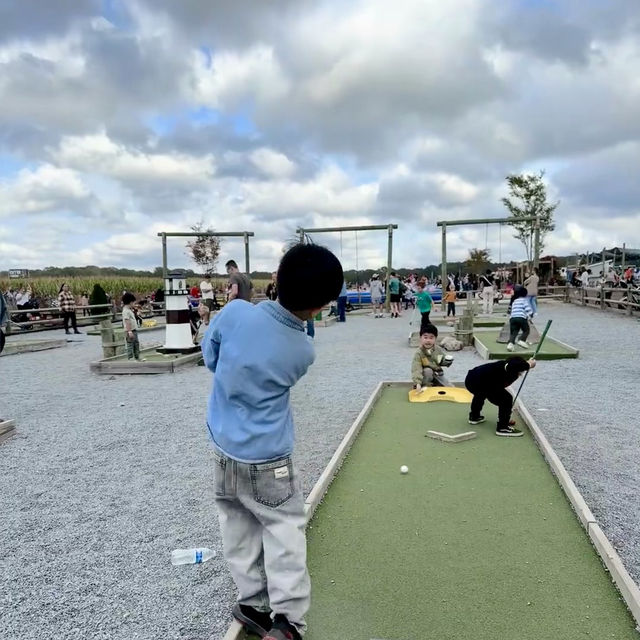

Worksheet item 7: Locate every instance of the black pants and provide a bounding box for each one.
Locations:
[0,330,5,354]
[62,311,78,332]
[447,302,455,316]
[509,317,529,343]
[420,311,431,333]
[467,386,513,428]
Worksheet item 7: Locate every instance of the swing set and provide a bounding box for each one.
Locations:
[296,224,398,309]
[436,215,540,311]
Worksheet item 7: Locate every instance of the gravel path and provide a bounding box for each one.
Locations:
[1,302,639,639]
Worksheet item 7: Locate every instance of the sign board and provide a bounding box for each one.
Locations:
[8,269,29,279]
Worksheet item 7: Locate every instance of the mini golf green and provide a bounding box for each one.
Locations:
[239,385,636,639]
[474,330,579,360]
[300,386,637,639]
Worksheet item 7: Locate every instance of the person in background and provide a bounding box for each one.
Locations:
[226,260,253,302]
[336,280,348,322]
[266,272,278,301]
[122,292,141,361]
[58,283,81,335]
[388,271,401,318]
[524,267,539,316]
[79,292,90,316]
[193,302,211,345]
[414,281,434,333]
[444,284,457,317]
[580,268,591,289]
[200,274,215,311]
[190,283,200,299]
[479,270,495,315]
[370,273,385,318]
[506,286,534,352]
[0,290,9,354]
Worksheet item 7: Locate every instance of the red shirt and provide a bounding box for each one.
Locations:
[190,286,200,298]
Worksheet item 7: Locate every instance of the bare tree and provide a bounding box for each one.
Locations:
[186,224,221,274]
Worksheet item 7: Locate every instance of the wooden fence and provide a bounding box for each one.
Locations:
[539,285,640,317]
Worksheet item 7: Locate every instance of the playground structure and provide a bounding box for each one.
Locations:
[296,224,398,310]
[437,215,540,312]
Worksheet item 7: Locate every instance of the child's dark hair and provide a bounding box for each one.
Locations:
[511,285,528,300]
[225,259,238,269]
[277,244,343,311]
[505,356,530,375]
[420,323,438,337]
[122,292,136,305]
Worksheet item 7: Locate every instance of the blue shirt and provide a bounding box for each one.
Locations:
[202,300,315,463]
[339,281,347,297]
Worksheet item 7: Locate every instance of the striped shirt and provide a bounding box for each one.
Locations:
[510,297,533,319]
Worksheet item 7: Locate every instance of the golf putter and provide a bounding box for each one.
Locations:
[512,319,552,404]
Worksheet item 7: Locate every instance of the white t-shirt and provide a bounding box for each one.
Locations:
[122,306,137,330]
[200,280,214,300]
[580,272,589,287]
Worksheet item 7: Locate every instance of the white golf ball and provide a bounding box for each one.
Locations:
[400,465,409,474]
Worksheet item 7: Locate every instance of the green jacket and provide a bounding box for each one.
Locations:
[411,345,445,384]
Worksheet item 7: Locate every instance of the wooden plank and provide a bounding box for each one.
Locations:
[588,523,640,626]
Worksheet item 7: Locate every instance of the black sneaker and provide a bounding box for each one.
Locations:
[264,615,301,640]
[468,415,486,425]
[496,426,523,437]
[232,603,272,637]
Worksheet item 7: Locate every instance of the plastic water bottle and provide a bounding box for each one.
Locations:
[171,548,215,566]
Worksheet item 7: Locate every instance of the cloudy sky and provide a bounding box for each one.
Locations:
[1,0,639,273]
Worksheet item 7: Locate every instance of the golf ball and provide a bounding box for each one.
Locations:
[400,465,409,474]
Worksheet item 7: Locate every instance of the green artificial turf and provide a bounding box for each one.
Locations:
[300,386,637,639]
[475,330,579,360]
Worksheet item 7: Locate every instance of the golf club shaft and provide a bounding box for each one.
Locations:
[512,319,552,404]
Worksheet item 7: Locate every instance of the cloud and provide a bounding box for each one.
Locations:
[0,164,90,217]
[53,132,215,186]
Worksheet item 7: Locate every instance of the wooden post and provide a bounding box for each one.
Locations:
[441,223,447,312]
[622,243,626,270]
[533,215,540,271]
[161,233,168,280]
[244,232,250,275]
[100,319,115,359]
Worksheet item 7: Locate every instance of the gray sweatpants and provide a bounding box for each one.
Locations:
[213,449,310,635]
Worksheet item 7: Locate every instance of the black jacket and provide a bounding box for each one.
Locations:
[465,359,529,395]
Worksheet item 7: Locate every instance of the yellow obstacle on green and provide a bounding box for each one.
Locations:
[408,386,473,403]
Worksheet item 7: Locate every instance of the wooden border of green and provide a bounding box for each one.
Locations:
[89,346,202,374]
[0,418,16,445]
[474,333,579,360]
[0,339,67,356]
[224,381,640,639]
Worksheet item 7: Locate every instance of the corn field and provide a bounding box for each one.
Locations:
[1,276,271,304]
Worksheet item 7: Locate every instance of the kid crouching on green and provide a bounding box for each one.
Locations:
[202,243,344,640]
[411,323,451,391]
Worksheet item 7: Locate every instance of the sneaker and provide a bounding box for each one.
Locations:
[516,340,530,348]
[264,614,301,640]
[468,415,486,425]
[507,343,514,351]
[232,603,272,637]
[496,426,524,437]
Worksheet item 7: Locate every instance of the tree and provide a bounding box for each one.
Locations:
[502,171,558,265]
[186,224,221,275]
[466,248,491,274]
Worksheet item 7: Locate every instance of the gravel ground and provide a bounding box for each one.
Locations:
[1,302,639,639]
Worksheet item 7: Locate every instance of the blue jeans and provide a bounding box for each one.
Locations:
[527,295,537,314]
[337,296,347,322]
[306,318,315,338]
[213,449,309,634]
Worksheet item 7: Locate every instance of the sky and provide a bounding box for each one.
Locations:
[1,0,639,273]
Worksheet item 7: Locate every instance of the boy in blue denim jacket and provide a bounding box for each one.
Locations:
[202,244,343,640]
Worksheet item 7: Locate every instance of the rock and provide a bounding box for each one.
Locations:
[440,336,463,351]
